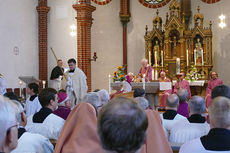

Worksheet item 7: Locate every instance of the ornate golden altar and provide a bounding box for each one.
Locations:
[144,0,213,81]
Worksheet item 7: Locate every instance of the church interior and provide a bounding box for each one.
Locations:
[1,0,230,153]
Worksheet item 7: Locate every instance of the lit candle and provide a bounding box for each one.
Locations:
[42,80,46,89]
[155,51,157,66]
[108,74,111,94]
[194,49,197,66]
[201,49,204,65]
[176,58,180,74]
[152,69,154,81]
[155,70,158,80]
[149,51,152,66]
[161,50,164,67]
[186,49,189,67]
[143,74,146,90]
[19,80,23,97]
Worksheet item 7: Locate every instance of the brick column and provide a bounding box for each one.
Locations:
[73,0,96,92]
[37,0,50,87]
[120,0,131,74]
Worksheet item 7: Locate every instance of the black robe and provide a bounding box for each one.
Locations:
[50,66,64,80]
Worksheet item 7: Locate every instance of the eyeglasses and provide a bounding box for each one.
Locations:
[6,123,19,134]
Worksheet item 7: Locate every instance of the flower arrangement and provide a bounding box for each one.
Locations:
[185,66,201,81]
[113,65,126,82]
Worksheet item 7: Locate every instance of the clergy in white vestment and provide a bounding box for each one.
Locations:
[25,83,42,117]
[50,59,64,91]
[160,94,186,139]
[170,96,210,144]
[0,74,6,95]
[61,58,88,105]
[179,97,230,153]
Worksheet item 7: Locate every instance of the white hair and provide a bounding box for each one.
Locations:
[141,58,148,63]
[209,97,230,128]
[83,92,101,107]
[188,96,205,114]
[0,96,17,148]
[98,89,110,105]
[11,100,24,123]
[135,97,149,110]
[122,82,132,93]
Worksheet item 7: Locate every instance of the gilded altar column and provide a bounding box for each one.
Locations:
[37,0,50,87]
[73,0,96,92]
[120,0,131,74]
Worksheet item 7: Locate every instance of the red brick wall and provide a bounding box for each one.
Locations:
[201,0,221,4]
[37,0,50,87]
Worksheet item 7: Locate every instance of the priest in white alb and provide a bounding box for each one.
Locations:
[62,58,88,105]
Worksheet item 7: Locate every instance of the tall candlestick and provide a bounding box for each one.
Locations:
[149,51,152,66]
[176,58,180,74]
[186,49,189,67]
[152,69,154,81]
[143,74,146,90]
[108,74,111,94]
[201,49,204,65]
[155,51,157,66]
[155,70,158,80]
[19,80,23,97]
[42,80,46,89]
[194,49,197,66]
[161,50,164,66]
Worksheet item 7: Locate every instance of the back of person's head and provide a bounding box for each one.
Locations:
[94,89,100,92]
[28,83,39,94]
[166,94,179,108]
[176,89,188,102]
[98,97,148,153]
[38,88,57,108]
[83,92,101,107]
[98,89,110,105]
[134,88,145,98]
[189,96,205,115]
[135,97,149,110]
[67,58,76,64]
[211,85,230,99]
[209,97,230,129]
[4,92,19,101]
[0,96,18,152]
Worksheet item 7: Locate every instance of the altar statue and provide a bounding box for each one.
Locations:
[138,58,153,82]
[153,40,160,65]
[158,71,172,108]
[195,38,203,65]
[171,36,177,57]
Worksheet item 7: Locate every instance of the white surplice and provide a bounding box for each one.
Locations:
[25,96,42,117]
[11,132,54,153]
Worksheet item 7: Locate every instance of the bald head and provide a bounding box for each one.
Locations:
[209,97,230,129]
[98,97,148,153]
[166,94,179,108]
[177,89,188,102]
[189,96,205,114]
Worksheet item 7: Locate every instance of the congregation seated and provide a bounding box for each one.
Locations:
[180,97,230,152]
[98,97,148,153]
[160,94,186,139]
[25,83,41,117]
[53,91,72,120]
[0,96,18,153]
[83,92,101,112]
[26,88,65,140]
[170,96,209,144]
[177,89,189,118]
[54,102,104,153]
[135,97,149,110]
[134,88,145,98]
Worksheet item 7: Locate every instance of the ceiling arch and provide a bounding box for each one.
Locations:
[92,0,112,5]
[139,0,171,9]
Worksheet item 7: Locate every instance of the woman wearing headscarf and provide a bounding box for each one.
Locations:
[141,109,173,153]
[54,103,104,153]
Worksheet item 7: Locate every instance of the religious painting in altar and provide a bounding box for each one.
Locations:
[144,0,213,80]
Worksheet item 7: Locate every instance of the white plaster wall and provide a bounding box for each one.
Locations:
[91,0,122,91]
[48,0,77,87]
[0,0,38,88]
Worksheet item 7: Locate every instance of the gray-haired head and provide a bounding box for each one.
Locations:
[0,96,18,149]
[176,89,188,102]
[98,89,110,105]
[209,97,230,129]
[188,96,205,115]
[83,92,101,107]
[166,94,179,108]
[135,97,149,110]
